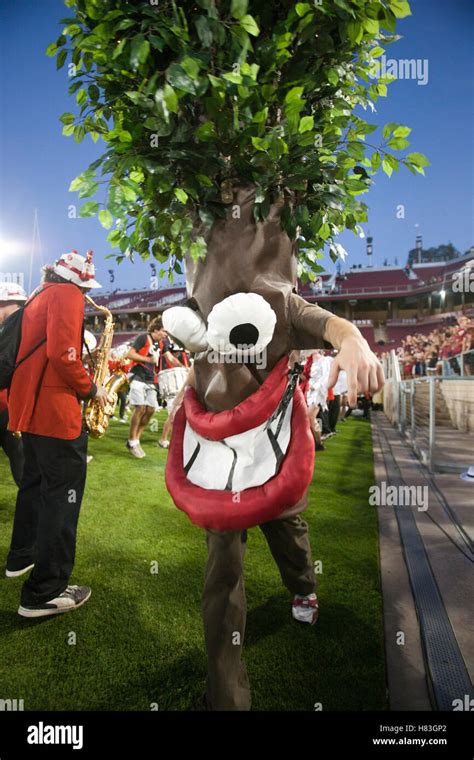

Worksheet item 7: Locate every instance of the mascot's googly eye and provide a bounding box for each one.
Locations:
[162,306,208,352]
[207,292,276,357]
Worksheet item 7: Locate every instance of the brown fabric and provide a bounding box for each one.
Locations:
[185,185,333,413]
[202,515,316,711]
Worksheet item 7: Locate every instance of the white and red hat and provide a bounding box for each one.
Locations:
[53,250,101,289]
[0,283,27,303]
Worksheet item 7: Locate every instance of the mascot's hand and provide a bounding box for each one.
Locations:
[327,336,384,407]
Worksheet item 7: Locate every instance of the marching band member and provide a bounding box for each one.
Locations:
[6,252,109,618]
[0,283,27,485]
[125,316,184,458]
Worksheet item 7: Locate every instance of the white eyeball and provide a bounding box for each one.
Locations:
[206,292,276,356]
[162,306,208,352]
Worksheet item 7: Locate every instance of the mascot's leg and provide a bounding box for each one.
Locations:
[202,528,251,711]
[259,515,316,597]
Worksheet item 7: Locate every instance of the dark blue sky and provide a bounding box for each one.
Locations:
[0,0,472,293]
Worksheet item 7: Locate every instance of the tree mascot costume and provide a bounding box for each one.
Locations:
[164,186,338,710]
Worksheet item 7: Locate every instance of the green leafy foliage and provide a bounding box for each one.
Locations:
[51,0,427,273]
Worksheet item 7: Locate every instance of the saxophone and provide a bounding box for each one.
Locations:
[83,295,129,439]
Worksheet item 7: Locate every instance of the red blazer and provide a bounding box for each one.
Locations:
[8,282,95,439]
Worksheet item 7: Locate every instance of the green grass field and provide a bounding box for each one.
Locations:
[0,414,386,711]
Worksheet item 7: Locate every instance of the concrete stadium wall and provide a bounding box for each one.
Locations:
[440,380,474,433]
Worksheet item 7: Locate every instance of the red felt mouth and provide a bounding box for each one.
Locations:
[165,378,315,532]
[183,355,289,440]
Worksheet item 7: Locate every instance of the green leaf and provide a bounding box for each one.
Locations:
[369,46,385,58]
[251,136,269,151]
[73,124,85,143]
[167,64,197,94]
[78,181,99,199]
[88,84,100,102]
[347,21,363,44]
[363,18,379,34]
[196,174,213,187]
[56,49,67,69]
[79,201,99,217]
[112,38,127,59]
[387,136,410,150]
[195,16,213,47]
[382,158,393,177]
[181,56,201,79]
[130,35,150,71]
[60,112,75,125]
[405,152,430,167]
[195,121,216,141]
[46,43,57,57]
[163,84,178,113]
[174,188,188,204]
[371,151,381,171]
[390,0,412,19]
[230,0,248,20]
[285,86,304,104]
[240,15,260,37]
[319,223,331,240]
[299,115,314,133]
[393,126,412,138]
[62,123,75,136]
[98,209,114,229]
[223,71,243,84]
[382,122,399,139]
[76,88,87,106]
[295,3,312,16]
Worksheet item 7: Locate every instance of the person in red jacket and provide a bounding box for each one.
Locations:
[6,251,109,618]
[0,283,27,485]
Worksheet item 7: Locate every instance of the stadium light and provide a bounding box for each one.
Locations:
[0,237,26,259]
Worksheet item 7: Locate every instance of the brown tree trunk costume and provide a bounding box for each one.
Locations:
[164,187,334,709]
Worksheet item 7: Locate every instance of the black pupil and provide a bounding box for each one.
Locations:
[229,323,259,348]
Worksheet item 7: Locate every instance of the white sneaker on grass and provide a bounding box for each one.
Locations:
[18,585,91,618]
[126,441,146,458]
[292,593,319,625]
[5,563,34,578]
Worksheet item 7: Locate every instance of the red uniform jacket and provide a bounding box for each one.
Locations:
[0,389,8,414]
[8,282,95,439]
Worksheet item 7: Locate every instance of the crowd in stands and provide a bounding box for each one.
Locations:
[392,315,474,377]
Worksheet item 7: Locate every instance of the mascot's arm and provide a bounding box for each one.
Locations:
[289,293,384,406]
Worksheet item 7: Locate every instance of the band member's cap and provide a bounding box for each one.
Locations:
[53,250,102,289]
[0,282,27,303]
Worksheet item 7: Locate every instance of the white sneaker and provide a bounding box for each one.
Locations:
[292,593,319,625]
[126,441,145,458]
[18,585,91,618]
[6,563,34,578]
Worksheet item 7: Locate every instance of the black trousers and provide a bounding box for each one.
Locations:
[7,431,88,606]
[328,395,341,433]
[0,410,24,487]
[317,408,331,435]
[117,390,127,419]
